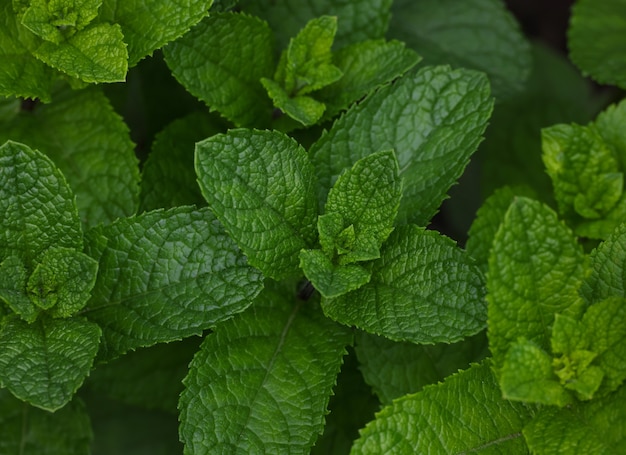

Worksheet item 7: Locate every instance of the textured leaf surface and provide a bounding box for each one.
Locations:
[581,223,626,303]
[20,0,101,44]
[0,316,101,411]
[310,65,493,225]
[238,0,392,50]
[569,0,626,89]
[83,207,264,360]
[0,141,82,265]
[179,282,353,454]
[164,13,275,127]
[0,391,93,455]
[524,385,626,455]
[195,129,318,280]
[355,331,489,404]
[0,255,39,322]
[100,0,213,66]
[139,111,225,212]
[0,88,139,228]
[34,22,128,83]
[487,197,587,370]
[389,0,531,100]
[352,362,535,454]
[323,225,486,343]
[299,249,371,299]
[261,78,326,126]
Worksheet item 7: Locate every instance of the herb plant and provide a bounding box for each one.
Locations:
[1,0,625,453]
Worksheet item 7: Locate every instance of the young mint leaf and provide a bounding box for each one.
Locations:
[0,140,82,265]
[83,207,264,360]
[487,197,587,371]
[195,129,318,280]
[500,338,574,406]
[355,331,489,404]
[139,111,225,212]
[260,78,327,126]
[389,0,531,100]
[34,22,128,83]
[594,98,626,164]
[316,39,421,120]
[299,249,371,299]
[164,13,275,127]
[179,282,353,454]
[27,247,98,318]
[524,385,626,454]
[0,315,101,411]
[238,0,392,50]
[21,0,102,44]
[352,361,536,454]
[310,65,493,226]
[323,225,486,344]
[0,88,139,228]
[0,1,56,101]
[323,150,402,264]
[0,391,93,454]
[569,0,626,89]
[99,0,212,66]
[0,255,40,322]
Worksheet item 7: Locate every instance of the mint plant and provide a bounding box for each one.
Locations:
[1,0,626,453]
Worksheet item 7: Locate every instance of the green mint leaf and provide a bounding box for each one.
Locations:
[542,123,625,239]
[487,197,587,371]
[310,66,493,226]
[164,13,275,127]
[355,331,489,404]
[500,338,574,406]
[0,88,139,228]
[179,282,352,454]
[139,111,225,212]
[299,249,371,299]
[0,391,93,454]
[0,140,82,264]
[581,223,626,303]
[352,361,535,454]
[0,255,39,322]
[34,22,128,83]
[83,207,263,360]
[524,386,626,455]
[323,150,401,264]
[238,0,392,50]
[316,39,421,120]
[27,247,98,318]
[195,129,318,280]
[569,0,626,89]
[0,315,101,411]
[21,0,102,44]
[0,2,56,101]
[99,0,212,66]
[261,78,327,126]
[323,225,486,343]
[389,0,531,100]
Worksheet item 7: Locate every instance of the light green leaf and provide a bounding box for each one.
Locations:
[0,315,101,411]
[389,0,531,100]
[500,338,574,406]
[581,223,626,303]
[21,0,102,44]
[83,207,264,360]
[299,249,370,299]
[0,255,39,322]
[0,88,139,228]
[569,0,626,89]
[487,197,587,370]
[195,129,318,280]
[139,111,225,212]
[34,22,128,83]
[261,78,326,126]
[99,0,213,66]
[0,140,82,265]
[524,386,626,455]
[179,282,353,454]
[164,12,275,127]
[238,0,392,50]
[310,65,493,226]
[355,331,489,404]
[352,361,535,454]
[27,247,98,318]
[323,150,401,264]
[594,98,626,166]
[323,225,486,344]
[317,39,421,120]
[0,391,93,455]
